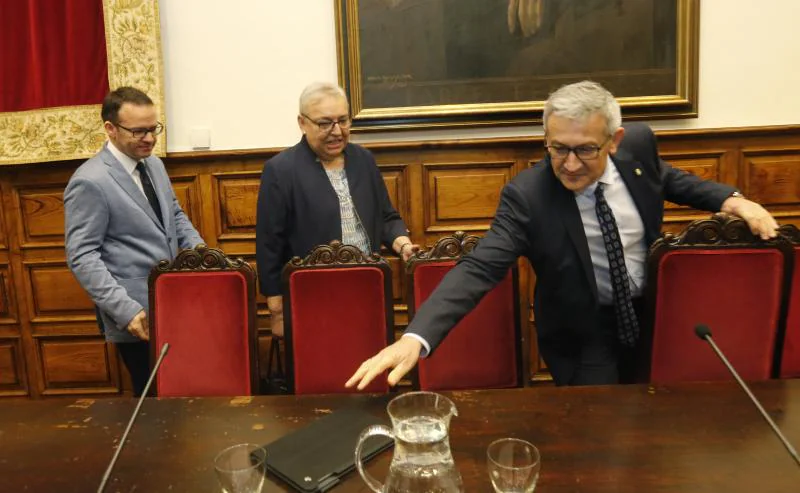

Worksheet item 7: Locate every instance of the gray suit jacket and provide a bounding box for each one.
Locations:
[65,144,203,343]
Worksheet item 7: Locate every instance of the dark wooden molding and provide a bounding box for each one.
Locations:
[165,147,282,162]
[154,244,252,272]
[779,224,800,243]
[287,240,384,267]
[413,230,480,264]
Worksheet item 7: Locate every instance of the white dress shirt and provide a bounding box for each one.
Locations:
[574,157,646,305]
[107,141,146,197]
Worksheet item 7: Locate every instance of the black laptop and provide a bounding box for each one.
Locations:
[260,406,394,492]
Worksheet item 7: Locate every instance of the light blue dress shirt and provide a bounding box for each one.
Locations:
[574,158,646,305]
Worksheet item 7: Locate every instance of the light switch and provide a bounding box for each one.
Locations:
[190,127,211,149]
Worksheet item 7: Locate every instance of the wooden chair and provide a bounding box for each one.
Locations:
[282,241,394,395]
[407,232,523,391]
[778,224,800,378]
[148,245,259,397]
[646,214,793,384]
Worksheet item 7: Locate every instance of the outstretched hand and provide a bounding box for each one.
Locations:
[346,336,422,390]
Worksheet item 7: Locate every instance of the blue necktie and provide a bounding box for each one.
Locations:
[594,184,639,347]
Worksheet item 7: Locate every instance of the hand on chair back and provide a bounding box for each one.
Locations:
[268,295,284,338]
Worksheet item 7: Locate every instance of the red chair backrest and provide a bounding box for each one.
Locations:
[408,232,522,391]
[648,215,793,384]
[149,246,258,397]
[283,241,394,395]
[779,225,800,378]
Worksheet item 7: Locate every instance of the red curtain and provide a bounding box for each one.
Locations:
[0,0,109,112]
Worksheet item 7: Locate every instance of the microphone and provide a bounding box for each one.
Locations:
[694,325,800,467]
[98,343,170,492]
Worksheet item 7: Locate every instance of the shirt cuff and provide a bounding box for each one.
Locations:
[402,333,431,358]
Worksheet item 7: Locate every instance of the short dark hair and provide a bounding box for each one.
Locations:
[101,87,154,124]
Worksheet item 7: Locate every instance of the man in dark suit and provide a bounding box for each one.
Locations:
[347,80,779,388]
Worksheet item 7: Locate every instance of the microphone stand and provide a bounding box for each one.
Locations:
[98,343,170,492]
[696,326,800,468]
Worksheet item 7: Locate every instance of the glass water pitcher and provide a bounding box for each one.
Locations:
[355,391,464,493]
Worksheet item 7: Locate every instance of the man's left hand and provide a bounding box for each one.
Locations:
[720,196,779,240]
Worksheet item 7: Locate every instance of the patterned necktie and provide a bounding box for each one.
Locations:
[136,161,163,225]
[594,183,639,347]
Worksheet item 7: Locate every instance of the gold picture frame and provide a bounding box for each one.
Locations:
[336,0,699,132]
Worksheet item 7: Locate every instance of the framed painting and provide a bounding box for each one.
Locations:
[336,0,699,132]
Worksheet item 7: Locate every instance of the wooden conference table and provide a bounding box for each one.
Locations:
[2,380,799,492]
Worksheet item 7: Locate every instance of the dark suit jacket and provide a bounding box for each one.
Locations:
[407,123,736,385]
[256,137,408,296]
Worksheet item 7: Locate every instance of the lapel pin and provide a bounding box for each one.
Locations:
[634,168,642,176]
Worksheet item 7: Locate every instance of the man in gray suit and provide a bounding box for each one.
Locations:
[65,87,203,396]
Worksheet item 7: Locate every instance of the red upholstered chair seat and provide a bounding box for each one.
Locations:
[648,216,793,384]
[283,241,394,395]
[408,232,523,391]
[149,246,258,397]
[779,227,800,378]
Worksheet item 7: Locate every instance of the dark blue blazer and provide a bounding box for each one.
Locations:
[256,137,408,296]
[406,123,736,385]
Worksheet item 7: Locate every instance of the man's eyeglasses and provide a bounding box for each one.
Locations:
[302,114,351,133]
[545,136,611,161]
[116,122,164,139]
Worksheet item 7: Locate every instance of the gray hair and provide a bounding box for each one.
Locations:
[543,81,621,136]
[298,82,348,114]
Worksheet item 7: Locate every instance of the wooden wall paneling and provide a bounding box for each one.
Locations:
[0,338,26,395]
[2,173,38,396]
[658,149,731,235]
[422,160,514,235]
[378,163,411,304]
[0,264,19,325]
[15,185,66,248]
[2,126,800,397]
[741,147,800,227]
[22,261,95,325]
[210,171,261,255]
[170,174,204,238]
[38,337,117,394]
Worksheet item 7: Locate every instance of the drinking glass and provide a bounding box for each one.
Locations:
[486,438,540,493]
[214,443,266,493]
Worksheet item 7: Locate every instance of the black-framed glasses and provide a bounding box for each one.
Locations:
[301,114,351,133]
[545,136,611,161]
[116,122,164,139]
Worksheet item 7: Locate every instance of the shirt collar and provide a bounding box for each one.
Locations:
[106,141,139,176]
[575,156,617,198]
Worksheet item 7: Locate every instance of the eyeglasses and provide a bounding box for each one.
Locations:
[545,136,611,161]
[116,122,164,139]
[301,114,351,133]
